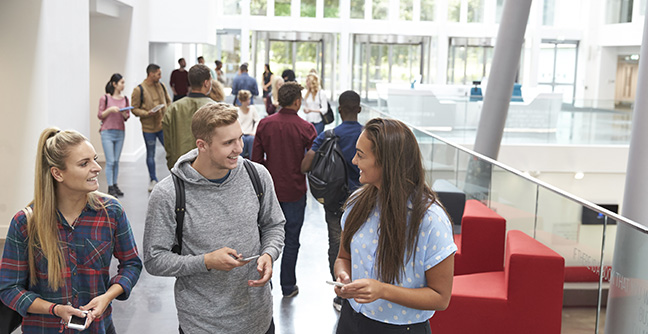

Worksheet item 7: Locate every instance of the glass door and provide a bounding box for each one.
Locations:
[538,40,579,103]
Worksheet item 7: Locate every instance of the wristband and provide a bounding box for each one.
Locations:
[49,303,58,316]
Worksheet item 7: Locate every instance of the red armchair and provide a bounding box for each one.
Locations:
[430,230,565,334]
[454,199,506,275]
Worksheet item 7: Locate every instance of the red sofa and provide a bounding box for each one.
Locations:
[454,199,506,275]
[430,230,565,334]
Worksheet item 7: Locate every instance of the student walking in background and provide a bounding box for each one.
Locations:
[333,118,456,334]
[262,64,274,106]
[131,64,172,192]
[252,82,317,298]
[0,128,142,333]
[98,73,130,198]
[302,73,328,135]
[237,90,261,159]
[301,90,363,311]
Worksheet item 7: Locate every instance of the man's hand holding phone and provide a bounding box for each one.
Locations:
[248,253,273,287]
[204,247,248,271]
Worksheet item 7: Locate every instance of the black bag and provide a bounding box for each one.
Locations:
[171,159,264,254]
[318,91,334,125]
[307,129,349,213]
[322,102,334,124]
[0,301,22,334]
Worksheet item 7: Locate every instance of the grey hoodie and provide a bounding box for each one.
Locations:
[143,149,285,334]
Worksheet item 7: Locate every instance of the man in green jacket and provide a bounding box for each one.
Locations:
[162,64,215,169]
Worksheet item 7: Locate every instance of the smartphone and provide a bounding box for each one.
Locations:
[238,254,260,262]
[68,311,89,331]
[326,280,346,288]
[119,106,134,111]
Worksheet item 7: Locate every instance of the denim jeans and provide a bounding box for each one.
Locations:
[325,209,342,281]
[312,121,325,135]
[279,194,307,295]
[143,130,164,181]
[100,129,125,186]
[241,134,255,159]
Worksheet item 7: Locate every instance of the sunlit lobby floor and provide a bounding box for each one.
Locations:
[2,143,604,333]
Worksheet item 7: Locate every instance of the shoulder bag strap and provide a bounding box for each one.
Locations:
[171,173,185,255]
[138,84,144,108]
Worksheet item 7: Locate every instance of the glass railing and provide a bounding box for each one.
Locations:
[371,93,633,146]
[357,103,648,334]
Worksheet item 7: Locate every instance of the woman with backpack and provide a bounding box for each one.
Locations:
[98,73,130,197]
[333,118,456,334]
[0,127,142,333]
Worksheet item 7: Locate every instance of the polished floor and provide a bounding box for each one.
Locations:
[3,142,603,333]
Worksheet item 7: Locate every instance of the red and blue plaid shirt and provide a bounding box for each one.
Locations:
[0,195,142,334]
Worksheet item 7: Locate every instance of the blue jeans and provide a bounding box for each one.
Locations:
[241,134,255,159]
[143,130,164,181]
[100,129,125,186]
[312,121,324,135]
[279,194,307,295]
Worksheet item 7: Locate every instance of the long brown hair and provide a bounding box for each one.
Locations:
[342,118,437,284]
[29,127,106,289]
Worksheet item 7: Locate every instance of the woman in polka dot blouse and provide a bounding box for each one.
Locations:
[333,118,457,334]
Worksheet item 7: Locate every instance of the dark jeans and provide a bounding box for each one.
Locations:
[142,130,164,181]
[312,121,325,135]
[179,318,275,334]
[325,209,342,280]
[241,134,255,159]
[279,194,307,295]
[336,300,432,334]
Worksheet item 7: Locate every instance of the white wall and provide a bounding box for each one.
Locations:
[0,0,90,236]
[148,0,216,44]
[90,0,150,163]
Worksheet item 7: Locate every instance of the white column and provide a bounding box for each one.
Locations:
[473,0,533,159]
[339,32,351,91]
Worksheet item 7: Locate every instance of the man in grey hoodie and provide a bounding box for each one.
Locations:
[143,102,286,334]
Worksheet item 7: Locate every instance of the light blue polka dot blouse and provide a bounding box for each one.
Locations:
[341,200,457,325]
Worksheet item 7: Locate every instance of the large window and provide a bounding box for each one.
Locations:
[542,0,555,25]
[447,37,493,85]
[301,0,316,17]
[421,0,435,21]
[324,0,340,17]
[275,0,291,16]
[351,0,365,18]
[467,0,483,22]
[448,0,461,22]
[224,0,241,15]
[538,40,579,103]
[400,0,413,20]
[251,0,267,15]
[373,0,389,19]
[606,0,633,23]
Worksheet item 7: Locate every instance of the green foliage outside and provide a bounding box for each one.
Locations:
[350,0,364,18]
[372,0,388,20]
[301,0,316,17]
[448,0,460,22]
[324,0,339,18]
[275,0,291,16]
[421,0,434,21]
[251,0,266,15]
[400,0,413,20]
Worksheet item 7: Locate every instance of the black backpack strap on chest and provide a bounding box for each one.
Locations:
[171,160,264,255]
[171,173,185,255]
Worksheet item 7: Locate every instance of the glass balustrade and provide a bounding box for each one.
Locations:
[358,103,648,333]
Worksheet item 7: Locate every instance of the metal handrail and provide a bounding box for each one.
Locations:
[361,103,648,234]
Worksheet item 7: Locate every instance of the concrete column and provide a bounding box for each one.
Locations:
[472,0,532,159]
[621,7,648,227]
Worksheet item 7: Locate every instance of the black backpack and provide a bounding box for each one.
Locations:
[170,159,264,255]
[307,129,349,213]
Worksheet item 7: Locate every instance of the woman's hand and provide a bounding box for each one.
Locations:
[54,304,88,328]
[333,271,354,298]
[340,278,385,304]
[108,106,120,114]
[79,294,112,327]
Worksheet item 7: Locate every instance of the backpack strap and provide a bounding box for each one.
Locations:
[104,94,109,109]
[125,96,130,107]
[138,84,144,108]
[171,161,265,255]
[171,173,185,255]
[243,159,264,235]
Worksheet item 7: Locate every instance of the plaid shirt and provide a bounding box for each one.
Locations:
[0,196,142,334]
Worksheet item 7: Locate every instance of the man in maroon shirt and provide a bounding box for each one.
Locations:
[170,58,190,101]
[252,82,317,298]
